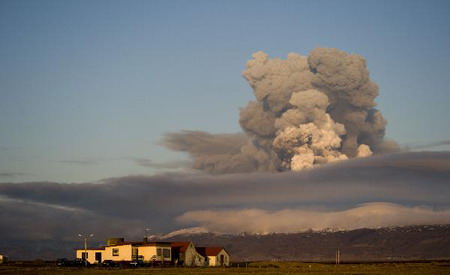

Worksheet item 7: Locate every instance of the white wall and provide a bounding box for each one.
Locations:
[182,243,205,266]
[76,249,104,264]
[104,244,133,262]
[138,245,171,262]
[207,249,230,267]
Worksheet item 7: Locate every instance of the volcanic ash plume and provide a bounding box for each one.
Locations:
[164,48,399,173]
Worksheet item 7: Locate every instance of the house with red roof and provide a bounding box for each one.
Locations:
[171,241,205,266]
[76,238,229,267]
[196,247,230,267]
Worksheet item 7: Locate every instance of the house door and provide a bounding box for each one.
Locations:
[220,255,224,266]
[132,248,138,261]
[95,252,102,263]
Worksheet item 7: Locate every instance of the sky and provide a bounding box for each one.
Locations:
[1,0,450,183]
[0,1,450,251]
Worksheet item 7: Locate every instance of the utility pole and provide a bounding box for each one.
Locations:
[335,249,340,265]
[78,233,94,267]
[144,228,150,242]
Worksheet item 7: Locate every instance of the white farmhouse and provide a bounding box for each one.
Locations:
[76,240,172,264]
[75,238,230,267]
[196,247,230,267]
[171,242,205,266]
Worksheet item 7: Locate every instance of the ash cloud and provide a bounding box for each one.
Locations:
[162,131,261,174]
[0,152,448,240]
[163,48,400,174]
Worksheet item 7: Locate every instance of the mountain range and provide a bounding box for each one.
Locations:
[2,225,449,261]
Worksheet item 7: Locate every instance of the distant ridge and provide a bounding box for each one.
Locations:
[156,224,450,262]
[158,224,450,238]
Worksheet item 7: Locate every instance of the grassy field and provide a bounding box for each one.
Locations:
[1,261,450,274]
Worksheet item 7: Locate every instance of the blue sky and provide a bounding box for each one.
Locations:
[1,0,449,183]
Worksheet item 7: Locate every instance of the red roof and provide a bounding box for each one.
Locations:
[171,242,191,253]
[112,241,171,247]
[195,247,226,257]
[75,247,105,251]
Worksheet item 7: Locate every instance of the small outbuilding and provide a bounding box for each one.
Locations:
[171,242,205,266]
[196,247,230,267]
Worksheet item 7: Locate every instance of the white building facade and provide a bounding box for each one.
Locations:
[76,241,172,264]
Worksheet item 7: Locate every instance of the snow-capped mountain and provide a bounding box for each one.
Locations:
[154,224,450,262]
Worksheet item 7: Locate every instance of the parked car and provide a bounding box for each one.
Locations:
[73,258,89,267]
[56,258,72,266]
[101,260,117,267]
[129,260,145,267]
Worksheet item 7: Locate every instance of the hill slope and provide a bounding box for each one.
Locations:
[158,225,450,262]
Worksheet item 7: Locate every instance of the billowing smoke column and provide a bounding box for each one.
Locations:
[240,48,387,171]
[164,48,398,173]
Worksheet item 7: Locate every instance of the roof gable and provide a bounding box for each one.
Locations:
[171,242,192,252]
[76,247,105,251]
[109,241,171,247]
[196,247,225,257]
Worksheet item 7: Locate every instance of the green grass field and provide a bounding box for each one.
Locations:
[1,261,450,274]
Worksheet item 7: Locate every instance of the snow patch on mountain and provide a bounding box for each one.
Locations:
[149,227,213,239]
[150,224,450,240]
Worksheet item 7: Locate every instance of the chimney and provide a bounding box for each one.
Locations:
[106,238,124,246]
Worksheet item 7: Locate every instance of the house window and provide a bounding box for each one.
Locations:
[81,252,88,259]
[163,248,170,258]
[112,248,119,256]
[157,248,161,256]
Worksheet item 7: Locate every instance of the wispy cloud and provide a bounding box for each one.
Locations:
[0,172,27,178]
[408,140,450,150]
[131,157,191,170]
[0,145,19,151]
[60,159,100,166]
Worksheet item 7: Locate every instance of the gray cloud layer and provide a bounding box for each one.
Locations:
[0,151,449,241]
